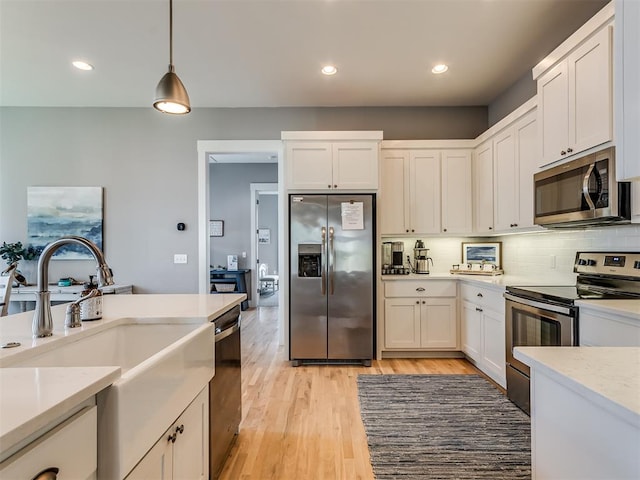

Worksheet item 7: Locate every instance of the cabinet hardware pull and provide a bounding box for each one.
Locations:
[176,424,185,434]
[416,300,420,304]
[443,228,447,232]
[32,467,59,480]
[411,229,415,232]
[476,307,483,312]
[561,150,567,155]
[422,301,426,304]
[416,287,426,292]
[406,229,409,233]
[489,226,493,230]
[477,293,483,297]
[327,185,331,188]
[168,433,177,443]
[334,184,338,188]
[567,148,573,153]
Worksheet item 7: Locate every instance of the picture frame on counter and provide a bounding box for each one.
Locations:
[462,241,502,268]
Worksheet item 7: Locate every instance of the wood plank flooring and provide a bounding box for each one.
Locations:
[219,307,480,480]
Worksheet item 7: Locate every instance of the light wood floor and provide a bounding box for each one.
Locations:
[218,307,480,480]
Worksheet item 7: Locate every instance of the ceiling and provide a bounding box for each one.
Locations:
[0,0,609,109]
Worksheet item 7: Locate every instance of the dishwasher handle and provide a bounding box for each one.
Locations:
[213,304,241,343]
[215,318,241,343]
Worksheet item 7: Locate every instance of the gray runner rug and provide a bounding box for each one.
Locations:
[357,374,531,479]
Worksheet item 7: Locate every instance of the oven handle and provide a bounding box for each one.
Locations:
[504,292,575,316]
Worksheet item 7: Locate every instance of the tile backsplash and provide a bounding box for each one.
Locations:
[383,223,640,281]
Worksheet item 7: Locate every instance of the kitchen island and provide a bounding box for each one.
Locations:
[0,293,245,479]
[514,346,640,480]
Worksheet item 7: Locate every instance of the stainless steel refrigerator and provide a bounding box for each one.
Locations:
[289,194,375,366]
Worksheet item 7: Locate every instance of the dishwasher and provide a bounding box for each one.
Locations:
[209,304,242,479]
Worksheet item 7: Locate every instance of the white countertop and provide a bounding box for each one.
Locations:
[380,271,577,289]
[0,293,245,366]
[0,366,120,457]
[576,299,640,320]
[514,346,640,426]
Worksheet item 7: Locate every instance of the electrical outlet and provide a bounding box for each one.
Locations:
[242,251,247,258]
[174,254,188,264]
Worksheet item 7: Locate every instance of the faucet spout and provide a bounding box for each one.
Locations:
[33,236,114,338]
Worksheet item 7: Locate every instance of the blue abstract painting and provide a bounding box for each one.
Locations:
[27,186,103,259]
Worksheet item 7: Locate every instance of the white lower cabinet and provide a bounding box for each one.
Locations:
[578,306,640,346]
[127,387,208,480]
[383,280,457,351]
[460,283,506,387]
[0,406,97,479]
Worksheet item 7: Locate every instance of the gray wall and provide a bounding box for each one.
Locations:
[488,70,537,127]
[209,163,278,269]
[0,106,486,293]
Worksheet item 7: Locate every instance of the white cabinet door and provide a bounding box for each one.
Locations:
[172,388,208,480]
[441,150,472,234]
[538,62,569,167]
[515,111,538,229]
[579,309,640,346]
[570,25,612,155]
[538,24,612,167]
[384,299,421,349]
[420,298,457,349]
[410,150,441,234]
[481,307,506,386]
[126,429,173,480]
[286,142,333,189]
[461,301,481,362]
[493,127,517,231]
[380,151,408,234]
[0,406,97,480]
[332,142,379,189]
[473,141,494,234]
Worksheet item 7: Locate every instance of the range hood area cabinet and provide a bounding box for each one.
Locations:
[379,143,473,236]
[534,3,614,169]
[282,131,383,191]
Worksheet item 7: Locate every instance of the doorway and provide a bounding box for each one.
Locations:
[251,184,278,307]
[197,140,287,346]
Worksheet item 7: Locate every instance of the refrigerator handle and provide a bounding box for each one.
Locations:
[329,226,335,295]
[321,227,327,296]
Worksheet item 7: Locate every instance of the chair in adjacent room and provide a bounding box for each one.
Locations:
[258,263,279,295]
[0,263,18,317]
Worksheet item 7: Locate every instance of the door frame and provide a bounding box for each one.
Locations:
[197,140,287,346]
[250,183,278,308]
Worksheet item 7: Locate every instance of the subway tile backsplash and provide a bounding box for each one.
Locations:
[384,224,640,281]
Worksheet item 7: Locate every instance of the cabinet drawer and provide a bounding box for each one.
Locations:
[385,280,456,298]
[460,283,505,312]
[0,406,97,478]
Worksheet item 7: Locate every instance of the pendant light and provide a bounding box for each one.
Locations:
[153,0,191,114]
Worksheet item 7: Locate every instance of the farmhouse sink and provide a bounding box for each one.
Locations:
[13,320,215,479]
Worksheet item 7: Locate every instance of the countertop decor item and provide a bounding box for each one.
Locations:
[358,374,531,479]
[462,241,502,269]
[153,0,191,114]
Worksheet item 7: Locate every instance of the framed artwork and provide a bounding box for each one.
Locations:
[258,228,270,244]
[27,186,103,259]
[462,242,502,268]
[210,220,224,237]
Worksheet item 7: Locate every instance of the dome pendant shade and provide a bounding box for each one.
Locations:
[153,65,191,114]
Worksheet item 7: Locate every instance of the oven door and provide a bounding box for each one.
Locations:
[504,293,577,376]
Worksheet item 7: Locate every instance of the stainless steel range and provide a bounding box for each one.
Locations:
[504,251,640,414]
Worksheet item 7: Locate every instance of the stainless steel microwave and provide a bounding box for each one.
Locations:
[534,147,631,228]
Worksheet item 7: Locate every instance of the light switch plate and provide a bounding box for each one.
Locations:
[174,254,188,264]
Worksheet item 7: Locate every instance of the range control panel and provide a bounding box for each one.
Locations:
[574,252,640,278]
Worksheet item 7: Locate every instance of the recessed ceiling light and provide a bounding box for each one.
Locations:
[72,60,94,71]
[321,65,337,76]
[431,64,448,74]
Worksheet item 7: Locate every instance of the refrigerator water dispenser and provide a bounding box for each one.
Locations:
[298,244,322,277]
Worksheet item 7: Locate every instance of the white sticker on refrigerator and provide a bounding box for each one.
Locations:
[341,202,364,230]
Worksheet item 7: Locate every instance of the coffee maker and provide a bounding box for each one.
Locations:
[413,240,433,274]
[391,242,404,270]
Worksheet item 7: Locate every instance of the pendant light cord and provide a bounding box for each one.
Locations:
[169,0,174,67]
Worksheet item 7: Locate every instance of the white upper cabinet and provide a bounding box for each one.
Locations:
[473,140,494,234]
[615,0,640,181]
[534,4,614,168]
[441,149,473,234]
[380,149,441,235]
[283,132,382,190]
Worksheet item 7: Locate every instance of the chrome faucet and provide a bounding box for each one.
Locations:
[33,236,114,337]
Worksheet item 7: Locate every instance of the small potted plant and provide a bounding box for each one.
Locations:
[0,242,43,284]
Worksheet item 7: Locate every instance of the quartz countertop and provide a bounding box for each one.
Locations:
[576,299,640,320]
[380,272,576,288]
[0,366,120,460]
[514,346,640,426]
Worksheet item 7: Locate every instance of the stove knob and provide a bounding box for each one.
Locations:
[634,260,640,269]
[587,259,597,266]
[578,259,587,266]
